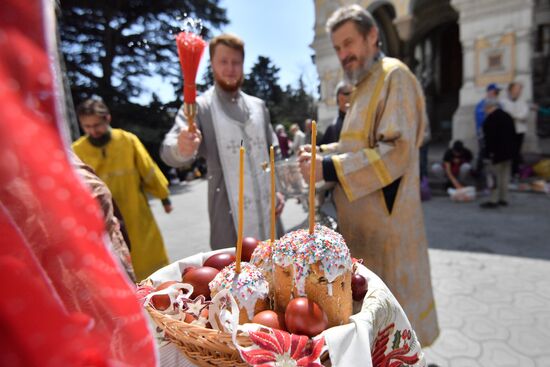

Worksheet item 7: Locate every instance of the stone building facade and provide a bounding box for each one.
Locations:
[311,0,549,153]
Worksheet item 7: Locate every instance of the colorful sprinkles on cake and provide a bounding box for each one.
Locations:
[208,262,269,320]
[275,224,352,296]
[273,230,301,268]
[250,240,274,273]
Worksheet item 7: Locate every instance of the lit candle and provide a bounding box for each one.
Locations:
[235,141,245,273]
[270,145,276,244]
[309,121,317,235]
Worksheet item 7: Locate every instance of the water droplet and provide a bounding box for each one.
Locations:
[180,16,203,35]
[216,187,220,192]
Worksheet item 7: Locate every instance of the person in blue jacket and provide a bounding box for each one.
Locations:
[474,83,501,183]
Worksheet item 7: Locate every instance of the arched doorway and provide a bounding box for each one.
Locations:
[408,0,462,142]
[368,1,400,58]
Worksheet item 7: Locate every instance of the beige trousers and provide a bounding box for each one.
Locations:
[490,160,511,203]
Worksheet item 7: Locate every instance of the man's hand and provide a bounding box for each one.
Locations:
[298,144,312,154]
[163,203,173,214]
[275,192,285,216]
[177,127,202,157]
[298,146,324,183]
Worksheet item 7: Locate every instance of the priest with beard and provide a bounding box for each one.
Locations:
[73,98,172,281]
[161,34,285,250]
[297,5,439,346]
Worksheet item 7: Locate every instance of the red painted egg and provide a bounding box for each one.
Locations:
[182,266,219,300]
[151,280,178,311]
[203,253,236,270]
[351,273,368,301]
[284,298,328,337]
[252,310,287,331]
[182,265,197,277]
[242,237,259,262]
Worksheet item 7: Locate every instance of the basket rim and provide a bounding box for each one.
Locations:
[146,305,252,344]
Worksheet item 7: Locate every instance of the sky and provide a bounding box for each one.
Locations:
[144,0,318,103]
[212,0,318,92]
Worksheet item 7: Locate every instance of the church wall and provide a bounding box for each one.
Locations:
[312,0,540,153]
[451,0,538,153]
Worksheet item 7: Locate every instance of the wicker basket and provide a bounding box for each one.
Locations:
[147,306,252,367]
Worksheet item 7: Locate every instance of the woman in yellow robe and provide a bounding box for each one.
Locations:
[73,99,171,280]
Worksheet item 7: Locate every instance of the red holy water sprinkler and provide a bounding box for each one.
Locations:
[176,31,206,133]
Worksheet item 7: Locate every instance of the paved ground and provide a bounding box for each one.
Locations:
[151,178,550,367]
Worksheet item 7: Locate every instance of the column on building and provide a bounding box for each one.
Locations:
[451,0,539,154]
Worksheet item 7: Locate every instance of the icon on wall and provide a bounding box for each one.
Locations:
[475,33,515,86]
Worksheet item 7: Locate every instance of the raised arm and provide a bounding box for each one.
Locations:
[160,105,202,168]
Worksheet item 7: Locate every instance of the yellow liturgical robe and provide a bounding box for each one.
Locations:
[321,57,439,346]
[73,129,169,280]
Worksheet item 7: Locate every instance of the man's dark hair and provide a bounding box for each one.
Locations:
[209,33,245,60]
[452,140,464,152]
[76,98,110,118]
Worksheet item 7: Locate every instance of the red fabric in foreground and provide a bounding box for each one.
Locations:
[0,1,156,366]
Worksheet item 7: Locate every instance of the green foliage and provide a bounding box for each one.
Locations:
[58,0,227,105]
[59,0,227,173]
[199,64,214,92]
[242,56,317,128]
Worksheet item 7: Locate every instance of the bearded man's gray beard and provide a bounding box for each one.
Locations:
[343,55,377,86]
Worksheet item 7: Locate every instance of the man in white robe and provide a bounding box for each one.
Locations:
[161,34,284,249]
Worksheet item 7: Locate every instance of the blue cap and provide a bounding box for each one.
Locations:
[486,83,501,92]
